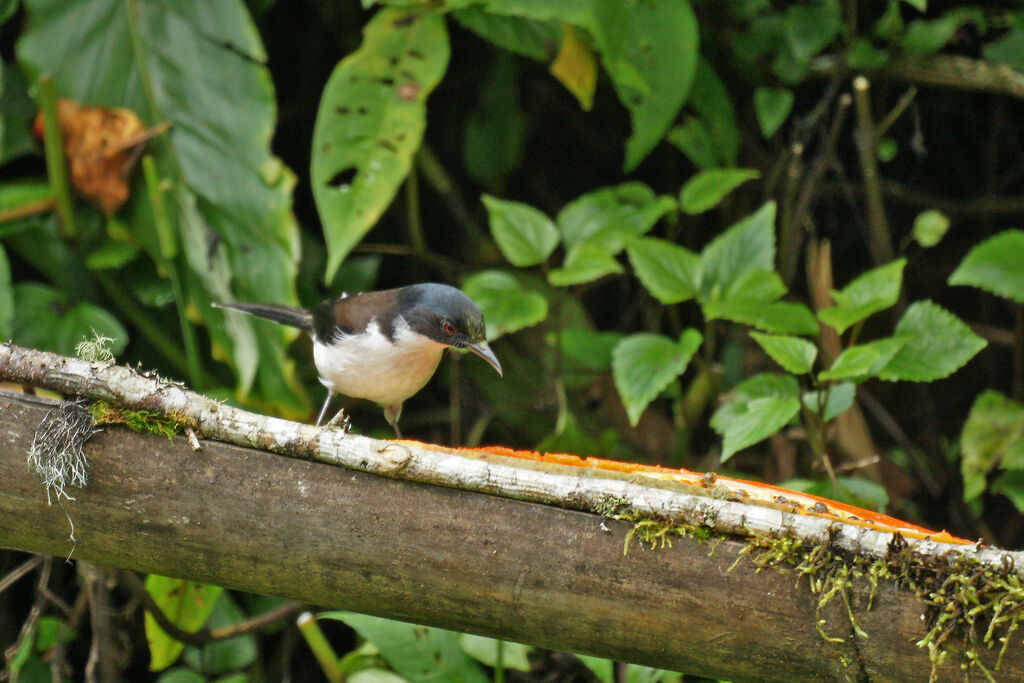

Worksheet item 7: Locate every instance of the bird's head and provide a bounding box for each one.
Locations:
[401,284,502,376]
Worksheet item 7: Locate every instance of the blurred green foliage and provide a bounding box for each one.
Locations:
[4,0,1024,679]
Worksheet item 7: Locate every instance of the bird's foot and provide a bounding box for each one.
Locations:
[322,408,351,434]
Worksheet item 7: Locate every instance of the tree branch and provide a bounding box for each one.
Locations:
[1,345,1023,680]
[810,54,1024,100]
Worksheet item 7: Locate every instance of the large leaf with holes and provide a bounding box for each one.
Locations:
[311,8,449,281]
[18,0,307,415]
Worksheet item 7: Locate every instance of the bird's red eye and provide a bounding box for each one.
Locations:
[443,321,455,335]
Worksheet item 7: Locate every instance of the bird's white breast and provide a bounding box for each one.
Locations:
[312,319,446,406]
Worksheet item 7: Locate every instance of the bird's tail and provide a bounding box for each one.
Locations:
[212,302,314,331]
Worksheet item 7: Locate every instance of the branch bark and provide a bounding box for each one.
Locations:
[810,54,1024,100]
[1,345,1022,680]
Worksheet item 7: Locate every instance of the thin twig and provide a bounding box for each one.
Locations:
[0,555,43,595]
[3,557,51,678]
[875,87,918,139]
[82,562,118,683]
[118,569,303,645]
[782,94,852,284]
[852,76,894,266]
[0,197,56,225]
[810,54,1024,100]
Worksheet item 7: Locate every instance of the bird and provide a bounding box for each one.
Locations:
[213,283,502,437]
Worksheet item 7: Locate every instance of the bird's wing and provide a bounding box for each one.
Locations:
[312,289,407,342]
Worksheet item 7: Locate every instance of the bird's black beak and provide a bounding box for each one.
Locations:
[466,341,502,377]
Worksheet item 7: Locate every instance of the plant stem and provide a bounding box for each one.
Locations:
[416,144,488,252]
[852,76,894,267]
[495,639,505,683]
[38,75,76,239]
[297,612,345,683]
[406,163,424,252]
[142,155,204,389]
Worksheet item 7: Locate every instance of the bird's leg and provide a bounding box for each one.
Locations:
[315,390,335,426]
[384,403,403,439]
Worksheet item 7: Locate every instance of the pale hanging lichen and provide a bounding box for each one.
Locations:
[27,398,98,504]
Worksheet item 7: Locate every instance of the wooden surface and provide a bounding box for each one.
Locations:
[0,392,1018,681]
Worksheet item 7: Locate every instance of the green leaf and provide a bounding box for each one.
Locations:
[700,202,776,301]
[750,332,817,375]
[991,470,1024,513]
[462,270,547,340]
[845,38,890,70]
[858,336,911,377]
[19,0,307,413]
[719,396,801,462]
[874,0,905,41]
[577,655,614,683]
[34,616,77,652]
[876,137,898,163]
[612,329,702,426]
[753,88,794,138]
[548,243,623,286]
[0,245,11,339]
[817,259,906,335]
[459,635,531,672]
[11,283,128,357]
[679,168,760,214]
[667,118,720,171]
[611,0,698,170]
[349,670,411,683]
[155,668,207,683]
[557,183,675,253]
[703,299,819,336]
[552,329,623,373]
[85,241,140,271]
[801,382,856,421]
[181,593,257,675]
[901,9,984,57]
[710,372,800,435]
[727,270,786,305]
[451,7,559,61]
[483,195,559,267]
[0,62,39,165]
[983,28,1024,72]
[321,612,489,683]
[549,23,597,110]
[879,300,986,382]
[960,390,1024,502]
[782,0,841,62]
[818,346,879,381]
[312,8,449,281]
[912,209,949,248]
[144,576,223,671]
[948,229,1024,304]
[625,237,700,305]
[667,59,739,169]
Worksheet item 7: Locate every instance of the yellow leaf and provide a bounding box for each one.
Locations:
[549,24,596,111]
